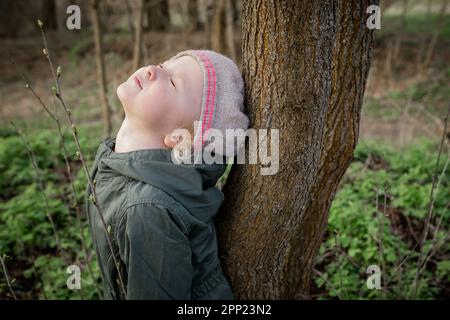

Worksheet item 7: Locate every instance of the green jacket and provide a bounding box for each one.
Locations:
[85,137,234,300]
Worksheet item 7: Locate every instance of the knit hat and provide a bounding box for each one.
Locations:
[168,49,249,162]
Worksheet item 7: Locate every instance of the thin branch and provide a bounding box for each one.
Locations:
[376,187,388,299]
[410,103,450,299]
[6,44,102,297]
[37,19,127,298]
[0,254,17,300]
[334,232,347,300]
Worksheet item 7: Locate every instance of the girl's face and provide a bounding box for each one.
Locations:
[117,55,203,137]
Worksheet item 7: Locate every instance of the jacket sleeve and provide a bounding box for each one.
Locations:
[115,203,193,299]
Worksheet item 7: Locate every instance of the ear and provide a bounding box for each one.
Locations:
[163,134,181,148]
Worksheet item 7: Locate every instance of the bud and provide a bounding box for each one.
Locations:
[25,83,30,89]
[43,48,48,56]
[76,151,81,159]
[72,124,77,135]
[57,65,62,78]
[51,86,57,96]
[88,193,96,204]
[37,19,43,28]
[67,109,72,116]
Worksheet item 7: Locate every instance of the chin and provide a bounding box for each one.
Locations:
[117,83,132,108]
[116,82,126,100]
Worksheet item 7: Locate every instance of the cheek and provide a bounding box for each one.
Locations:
[179,94,201,128]
[135,87,174,125]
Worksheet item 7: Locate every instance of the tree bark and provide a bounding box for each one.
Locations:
[90,0,112,138]
[216,0,377,299]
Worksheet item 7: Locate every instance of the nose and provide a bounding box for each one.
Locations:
[145,65,160,81]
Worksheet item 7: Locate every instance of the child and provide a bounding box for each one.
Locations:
[85,49,249,299]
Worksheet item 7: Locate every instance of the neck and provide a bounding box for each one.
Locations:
[114,117,167,153]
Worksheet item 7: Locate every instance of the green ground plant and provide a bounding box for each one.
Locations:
[313,139,449,299]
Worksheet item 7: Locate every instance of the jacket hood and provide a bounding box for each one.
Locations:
[94,137,227,222]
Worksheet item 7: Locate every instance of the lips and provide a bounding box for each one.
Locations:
[133,75,143,90]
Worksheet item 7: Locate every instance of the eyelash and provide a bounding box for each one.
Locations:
[158,63,175,88]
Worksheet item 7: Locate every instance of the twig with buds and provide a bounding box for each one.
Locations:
[36,19,127,298]
[24,82,102,297]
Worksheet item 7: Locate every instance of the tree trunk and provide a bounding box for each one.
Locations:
[216,0,377,299]
[132,0,145,72]
[0,0,57,38]
[211,0,226,53]
[186,0,202,33]
[224,0,236,61]
[204,0,215,48]
[145,0,170,31]
[90,0,112,138]
[124,0,135,44]
[55,0,71,31]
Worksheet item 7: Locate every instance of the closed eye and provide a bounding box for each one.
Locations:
[158,63,175,88]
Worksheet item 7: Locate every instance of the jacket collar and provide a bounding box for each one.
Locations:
[95,137,227,222]
[102,137,174,163]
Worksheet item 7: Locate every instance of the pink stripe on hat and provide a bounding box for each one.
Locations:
[191,50,217,149]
